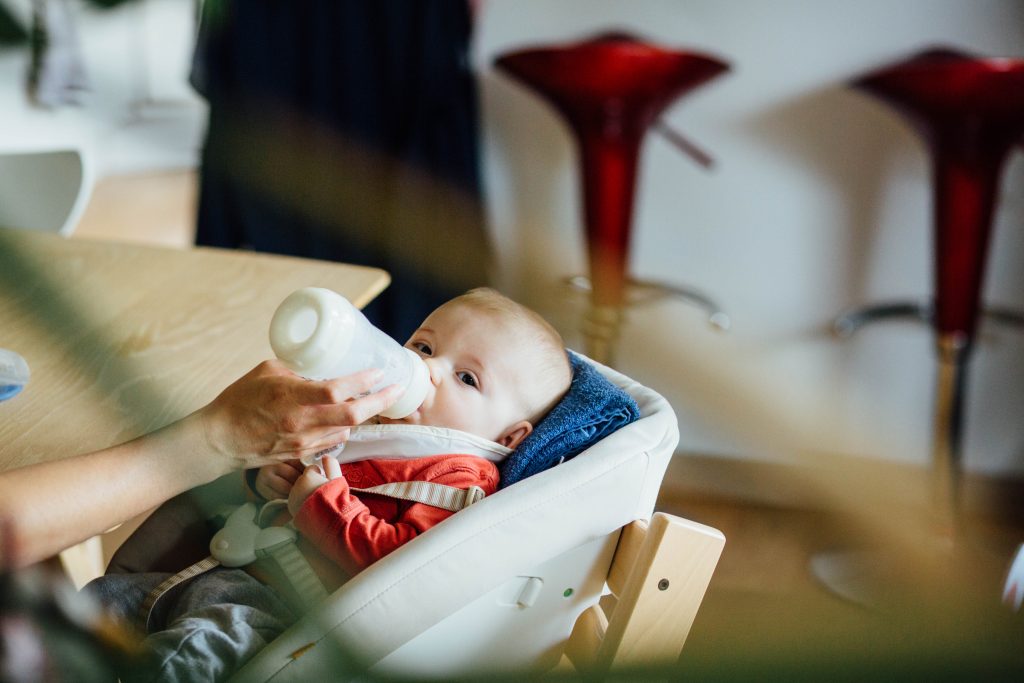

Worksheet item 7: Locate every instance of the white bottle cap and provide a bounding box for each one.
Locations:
[269,288,355,379]
[379,348,431,419]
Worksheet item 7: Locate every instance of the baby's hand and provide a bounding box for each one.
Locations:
[288,456,344,517]
[253,460,303,500]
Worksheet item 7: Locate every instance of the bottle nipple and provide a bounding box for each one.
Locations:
[378,348,430,419]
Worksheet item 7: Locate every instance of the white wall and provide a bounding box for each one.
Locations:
[0,0,204,175]
[475,0,1024,477]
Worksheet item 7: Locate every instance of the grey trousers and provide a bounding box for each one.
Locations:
[86,567,296,683]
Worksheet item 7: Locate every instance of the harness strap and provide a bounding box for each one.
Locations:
[137,482,485,629]
[350,481,486,512]
[257,529,328,609]
[139,556,221,632]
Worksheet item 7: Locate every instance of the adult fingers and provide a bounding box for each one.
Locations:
[286,428,351,458]
[312,384,404,427]
[297,368,385,406]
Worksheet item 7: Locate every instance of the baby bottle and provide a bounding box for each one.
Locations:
[269,287,430,420]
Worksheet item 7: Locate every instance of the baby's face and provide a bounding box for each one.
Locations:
[379,302,534,448]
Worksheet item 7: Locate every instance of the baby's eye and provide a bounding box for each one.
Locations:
[457,371,477,388]
[411,341,432,356]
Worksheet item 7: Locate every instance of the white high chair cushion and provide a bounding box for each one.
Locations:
[230,356,678,682]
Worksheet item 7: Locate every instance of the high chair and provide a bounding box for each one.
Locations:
[226,356,725,681]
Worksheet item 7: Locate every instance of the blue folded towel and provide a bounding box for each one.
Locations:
[499,352,641,488]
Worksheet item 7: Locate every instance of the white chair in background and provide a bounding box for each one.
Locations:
[0,147,93,235]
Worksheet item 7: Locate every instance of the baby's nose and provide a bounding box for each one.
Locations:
[424,358,443,387]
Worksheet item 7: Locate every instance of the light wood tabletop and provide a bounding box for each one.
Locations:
[0,227,390,473]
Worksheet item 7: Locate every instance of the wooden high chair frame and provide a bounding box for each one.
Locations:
[561,512,725,674]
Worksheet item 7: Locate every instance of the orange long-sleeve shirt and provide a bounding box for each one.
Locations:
[292,455,498,581]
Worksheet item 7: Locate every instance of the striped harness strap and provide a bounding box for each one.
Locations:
[138,481,485,630]
[350,481,485,512]
[139,556,220,631]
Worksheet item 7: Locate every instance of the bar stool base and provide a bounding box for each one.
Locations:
[566,275,730,330]
[833,299,1024,338]
[810,542,955,609]
[810,548,909,608]
[566,274,729,365]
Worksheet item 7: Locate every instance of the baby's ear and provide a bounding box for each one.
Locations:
[498,421,532,450]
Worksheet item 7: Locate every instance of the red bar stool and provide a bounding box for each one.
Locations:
[494,33,731,365]
[835,48,1024,531]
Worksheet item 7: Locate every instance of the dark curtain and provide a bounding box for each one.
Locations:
[192,0,490,340]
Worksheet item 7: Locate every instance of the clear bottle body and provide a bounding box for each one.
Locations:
[330,316,417,394]
[269,288,429,420]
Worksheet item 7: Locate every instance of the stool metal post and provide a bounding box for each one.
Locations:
[932,333,968,537]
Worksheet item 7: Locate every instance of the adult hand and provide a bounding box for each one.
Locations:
[197,359,402,476]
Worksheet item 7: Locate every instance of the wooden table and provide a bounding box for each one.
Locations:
[0,228,389,470]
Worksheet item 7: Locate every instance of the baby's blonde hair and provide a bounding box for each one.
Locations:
[445,288,571,424]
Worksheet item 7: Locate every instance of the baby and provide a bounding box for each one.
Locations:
[88,287,572,682]
[255,287,571,577]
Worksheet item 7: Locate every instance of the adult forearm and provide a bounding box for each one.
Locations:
[0,413,222,567]
[0,362,400,567]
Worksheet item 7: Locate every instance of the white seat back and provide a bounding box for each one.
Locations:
[0,149,91,235]
[231,357,679,681]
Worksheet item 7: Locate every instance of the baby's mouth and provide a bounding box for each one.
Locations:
[378,413,418,425]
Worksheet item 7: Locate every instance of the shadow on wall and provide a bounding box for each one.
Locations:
[733,82,924,312]
[479,66,586,307]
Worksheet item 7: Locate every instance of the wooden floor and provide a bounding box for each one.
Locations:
[658,488,1024,677]
[74,170,198,248]
[72,171,1024,676]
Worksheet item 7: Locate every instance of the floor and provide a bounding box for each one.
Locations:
[74,170,198,248]
[663,496,1024,674]
[70,172,1024,677]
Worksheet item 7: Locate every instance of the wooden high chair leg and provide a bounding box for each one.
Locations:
[563,512,725,674]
